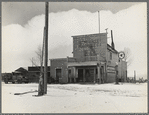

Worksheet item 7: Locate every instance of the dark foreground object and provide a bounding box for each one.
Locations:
[14,90,38,95]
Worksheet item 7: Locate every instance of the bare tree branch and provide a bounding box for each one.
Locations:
[123,47,133,67]
[30,45,44,67]
[30,57,38,66]
[35,45,44,66]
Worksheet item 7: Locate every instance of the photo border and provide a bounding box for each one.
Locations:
[0,0,148,115]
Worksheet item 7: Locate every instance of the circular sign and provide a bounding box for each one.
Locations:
[118,51,125,59]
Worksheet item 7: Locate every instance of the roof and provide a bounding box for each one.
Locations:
[68,61,106,67]
[50,58,67,60]
[72,33,107,38]
[28,66,50,72]
[107,44,118,54]
[15,67,28,72]
[13,67,28,74]
[13,71,22,73]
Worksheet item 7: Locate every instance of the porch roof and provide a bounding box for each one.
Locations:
[67,61,105,67]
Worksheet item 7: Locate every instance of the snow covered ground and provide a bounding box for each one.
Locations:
[2,82,147,113]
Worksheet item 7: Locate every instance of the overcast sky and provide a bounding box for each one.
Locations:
[2,2,147,79]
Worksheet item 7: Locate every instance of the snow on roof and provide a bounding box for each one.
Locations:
[14,67,28,72]
[72,33,106,38]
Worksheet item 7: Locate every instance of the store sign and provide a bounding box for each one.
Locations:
[79,40,99,48]
[107,66,116,73]
[118,51,125,59]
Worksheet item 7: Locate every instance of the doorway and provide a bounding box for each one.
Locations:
[77,69,83,82]
[100,66,104,83]
[68,69,71,83]
[56,69,61,83]
[85,69,94,82]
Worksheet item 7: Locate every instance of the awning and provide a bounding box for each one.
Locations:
[67,61,105,67]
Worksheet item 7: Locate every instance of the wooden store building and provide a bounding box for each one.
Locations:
[50,31,127,84]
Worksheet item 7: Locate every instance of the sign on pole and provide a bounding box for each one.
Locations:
[118,51,125,59]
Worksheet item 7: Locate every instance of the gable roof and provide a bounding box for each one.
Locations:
[13,67,28,74]
[14,67,28,73]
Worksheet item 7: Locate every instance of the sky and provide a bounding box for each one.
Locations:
[2,2,147,79]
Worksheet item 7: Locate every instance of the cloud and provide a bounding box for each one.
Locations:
[2,3,147,79]
[2,2,139,26]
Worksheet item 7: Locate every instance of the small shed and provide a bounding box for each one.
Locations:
[12,67,28,81]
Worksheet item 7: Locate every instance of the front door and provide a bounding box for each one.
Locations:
[85,69,94,82]
[100,66,104,83]
[68,69,71,83]
[56,69,61,83]
[78,69,83,82]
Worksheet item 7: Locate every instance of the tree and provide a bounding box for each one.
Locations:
[30,57,37,67]
[30,45,44,67]
[123,47,133,67]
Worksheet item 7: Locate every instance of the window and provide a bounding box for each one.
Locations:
[110,52,112,60]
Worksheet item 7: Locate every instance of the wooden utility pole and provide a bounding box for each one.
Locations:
[37,27,45,96]
[44,2,49,94]
[41,27,45,74]
[98,11,100,33]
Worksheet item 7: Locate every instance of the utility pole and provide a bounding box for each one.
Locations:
[98,11,100,33]
[38,27,45,96]
[44,2,49,94]
[40,27,46,75]
[41,27,45,74]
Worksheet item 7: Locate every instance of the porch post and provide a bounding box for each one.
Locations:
[83,69,85,82]
[66,68,68,83]
[97,54,101,84]
[94,68,96,83]
[97,63,101,84]
[74,67,76,82]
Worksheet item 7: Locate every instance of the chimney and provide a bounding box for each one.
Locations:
[111,30,115,49]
